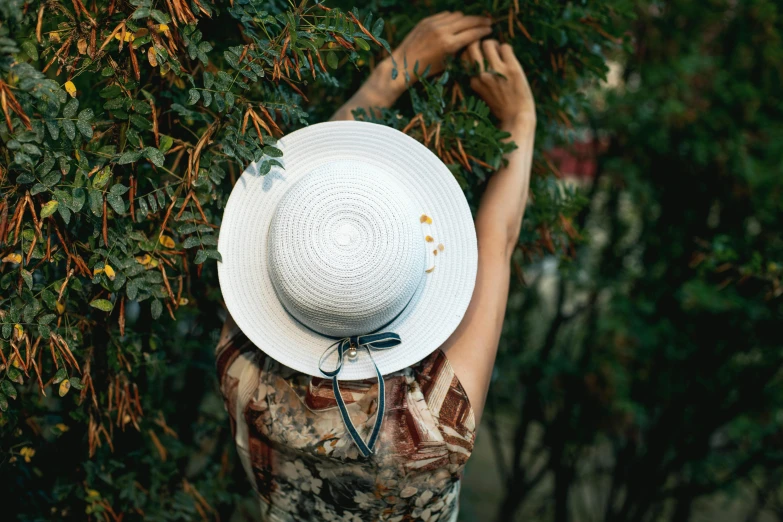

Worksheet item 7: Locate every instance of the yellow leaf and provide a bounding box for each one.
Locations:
[56,301,65,314]
[55,423,70,432]
[419,214,432,224]
[438,243,444,252]
[59,379,71,397]
[135,254,152,265]
[86,489,100,499]
[157,23,170,34]
[64,81,77,97]
[433,249,438,256]
[425,266,435,273]
[13,324,24,340]
[178,297,189,306]
[149,258,160,268]
[425,235,434,242]
[2,253,22,264]
[159,235,175,248]
[93,267,103,275]
[114,32,134,42]
[104,264,116,281]
[11,357,22,369]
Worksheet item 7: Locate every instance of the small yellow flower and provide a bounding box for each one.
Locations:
[178,297,189,306]
[55,423,70,432]
[159,235,175,249]
[20,447,35,463]
[64,81,77,98]
[419,214,433,224]
[156,23,170,34]
[2,253,22,264]
[425,235,434,242]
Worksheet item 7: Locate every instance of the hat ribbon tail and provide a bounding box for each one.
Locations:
[318,332,401,457]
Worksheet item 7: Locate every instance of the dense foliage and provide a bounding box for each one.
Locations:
[0,0,627,519]
[488,1,783,521]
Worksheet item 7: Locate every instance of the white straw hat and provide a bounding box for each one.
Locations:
[217,120,478,382]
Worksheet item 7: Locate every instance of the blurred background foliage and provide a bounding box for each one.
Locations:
[1,0,781,521]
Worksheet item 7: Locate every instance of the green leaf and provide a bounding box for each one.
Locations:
[69,376,85,390]
[132,7,151,19]
[327,50,338,69]
[92,168,111,191]
[355,37,370,51]
[159,134,174,152]
[0,393,7,412]
[63,98,79,118]
[151,299,162,320]
[21,269,33,290]
[144,147,165,167]
[118,151,142,165]
[76,119,93,139]
[40,200,59,218]
[71,188,86,212]
[194,249,208,264]
[187,89,200,105]
[53,367,67,384]
[7,366,23,384]
[21,40,38,60]
[107,192,125,214]
[62,119,76,140]
[90,299,114,312]
[263,145,283,158]
[99,85,123,98]
[130,114,152,131]
[183,236,201,249]
[1,380,17,400]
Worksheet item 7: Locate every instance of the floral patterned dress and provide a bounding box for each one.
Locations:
[216,328,477,521]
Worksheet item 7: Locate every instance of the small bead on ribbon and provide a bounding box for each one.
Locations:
[318,332,401,457]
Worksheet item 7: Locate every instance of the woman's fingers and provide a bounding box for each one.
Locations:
[464,40,485,72]
[450,25,493,51]
[482,39,504,72]
[447,14,492,33]
[499,43,522,74]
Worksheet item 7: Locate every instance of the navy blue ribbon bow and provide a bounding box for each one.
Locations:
[318,332,402,457]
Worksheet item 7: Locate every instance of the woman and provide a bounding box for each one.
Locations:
[216,11,535,521]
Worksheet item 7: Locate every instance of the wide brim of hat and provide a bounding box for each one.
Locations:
[217,120,477,380]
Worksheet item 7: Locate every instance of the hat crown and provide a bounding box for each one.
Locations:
[268,160,425,338]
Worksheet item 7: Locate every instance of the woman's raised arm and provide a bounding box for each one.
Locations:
[441,39,536,425]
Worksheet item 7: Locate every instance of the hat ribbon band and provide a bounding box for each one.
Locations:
[318,332,401,457]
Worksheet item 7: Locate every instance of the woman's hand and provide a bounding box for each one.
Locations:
[330,11,491,120]
[390,12,492,82]
[463,39,536,130]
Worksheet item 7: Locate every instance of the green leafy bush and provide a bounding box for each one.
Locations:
[0,0,625,518]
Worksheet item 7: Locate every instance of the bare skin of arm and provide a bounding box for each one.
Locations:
[440,40,536,425]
